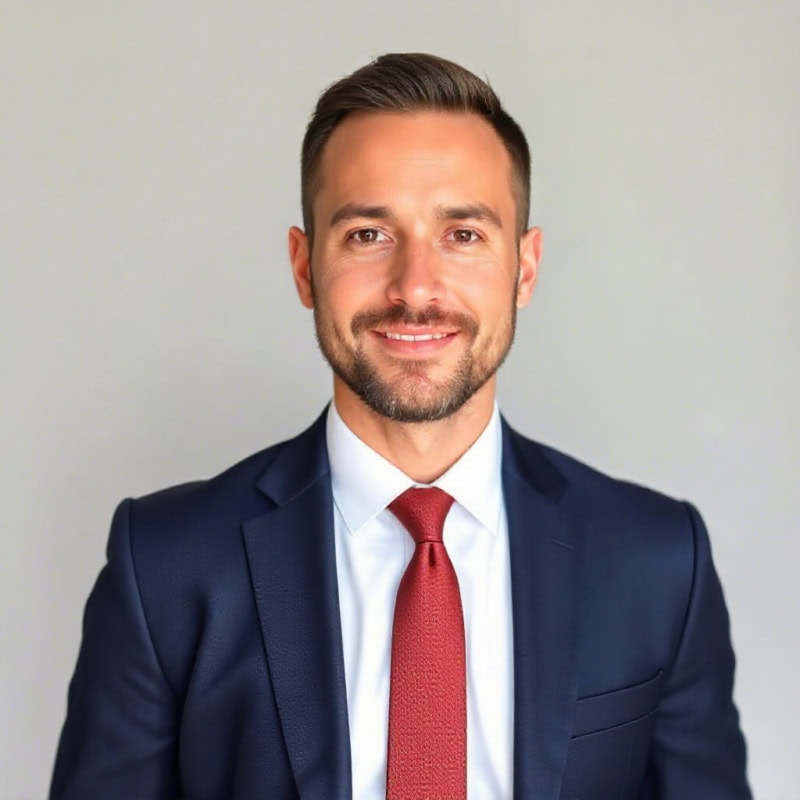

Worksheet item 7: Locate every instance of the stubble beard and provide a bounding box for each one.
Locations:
[311,283,519,424]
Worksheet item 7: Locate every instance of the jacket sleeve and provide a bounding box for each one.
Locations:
[640,503,752,799]
[49,499,180,800]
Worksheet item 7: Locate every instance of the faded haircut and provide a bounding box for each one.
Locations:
[300,52,531,243]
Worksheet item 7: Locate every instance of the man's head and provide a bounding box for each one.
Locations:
[300,52,531,245]
[289,54,541,425]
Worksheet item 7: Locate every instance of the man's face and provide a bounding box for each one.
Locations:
[289,111,541,423]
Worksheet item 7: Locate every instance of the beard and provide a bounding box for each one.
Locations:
[312,284,518,423]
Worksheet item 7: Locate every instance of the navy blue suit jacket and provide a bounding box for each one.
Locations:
[50,412,751,799]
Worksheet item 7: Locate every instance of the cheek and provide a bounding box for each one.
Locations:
[318,262,389,309]
[313,272,378,329]
[454,269,517,316]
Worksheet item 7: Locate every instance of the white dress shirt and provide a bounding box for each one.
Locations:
[327,402,514,799]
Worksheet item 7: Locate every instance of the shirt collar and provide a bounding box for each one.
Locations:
[326,402,503,537]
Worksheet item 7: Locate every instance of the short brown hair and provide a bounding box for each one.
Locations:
[300,52,531,243]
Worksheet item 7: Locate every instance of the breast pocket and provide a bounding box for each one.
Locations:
[561,671,662,800]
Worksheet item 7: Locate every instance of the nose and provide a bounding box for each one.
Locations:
[386,241,445,309]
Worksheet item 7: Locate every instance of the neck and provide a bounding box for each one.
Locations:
[332,378,496,483]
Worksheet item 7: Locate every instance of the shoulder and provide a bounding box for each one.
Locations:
[125,439,281,539]
[502,421,706,553]
[130,412,327,528]
[112,412,329,567]
[98,416,328,678]
[503,424,718,655]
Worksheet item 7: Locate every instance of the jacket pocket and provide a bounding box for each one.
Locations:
[571,670,662,739]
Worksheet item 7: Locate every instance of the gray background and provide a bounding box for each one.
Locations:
[2,2,797,798]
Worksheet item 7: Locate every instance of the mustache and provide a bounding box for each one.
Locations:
[351,305,478,336]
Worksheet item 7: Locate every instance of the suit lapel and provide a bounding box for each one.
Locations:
[240,413,582,798]
[502,423,584,800]
[242,413,351,799]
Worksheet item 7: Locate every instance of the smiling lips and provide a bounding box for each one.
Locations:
[373,328,458,353]
[381,331,451,342]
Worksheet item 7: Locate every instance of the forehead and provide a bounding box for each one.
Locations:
[315,111,514,213]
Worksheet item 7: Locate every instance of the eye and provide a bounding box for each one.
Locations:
[448,228,481,244]
[347,228,389,245]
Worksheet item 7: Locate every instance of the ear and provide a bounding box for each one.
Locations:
[516,226,542,308]
[288,226,314,309]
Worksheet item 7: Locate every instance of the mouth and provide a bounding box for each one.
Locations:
[371,328,459,355]
[379,331,452,342]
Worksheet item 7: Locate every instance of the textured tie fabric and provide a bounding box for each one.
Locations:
[386,487,467,800]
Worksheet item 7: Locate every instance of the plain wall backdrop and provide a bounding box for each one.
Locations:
[2,2,798,797]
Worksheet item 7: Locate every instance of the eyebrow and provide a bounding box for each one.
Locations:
[328,201,503,230]
[329,204,393,227]
[435,203,503,229]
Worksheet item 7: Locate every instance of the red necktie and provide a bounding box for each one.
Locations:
[386,487,467,800]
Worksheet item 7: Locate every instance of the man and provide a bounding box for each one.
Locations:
[50,53,751,799]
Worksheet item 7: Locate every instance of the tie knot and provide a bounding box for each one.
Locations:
[388,487,454,544]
